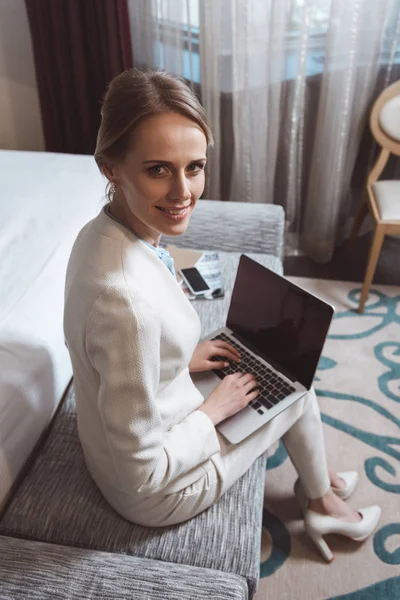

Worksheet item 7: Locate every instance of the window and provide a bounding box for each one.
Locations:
[149,0,332,83]
[152,0,200,82]
[153,0,199,28]
[138,0,400,85]
[288,0,330,34]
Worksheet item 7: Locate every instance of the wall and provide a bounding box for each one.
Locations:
[0,0,44,150]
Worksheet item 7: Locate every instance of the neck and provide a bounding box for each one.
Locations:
[109,195,161,247]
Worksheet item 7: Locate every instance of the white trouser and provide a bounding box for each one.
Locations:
[124,388,331,527]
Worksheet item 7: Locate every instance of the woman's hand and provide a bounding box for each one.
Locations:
[189,339,241,373]
[199,373,259,425]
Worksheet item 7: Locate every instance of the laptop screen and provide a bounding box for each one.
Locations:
[226,255,334,390]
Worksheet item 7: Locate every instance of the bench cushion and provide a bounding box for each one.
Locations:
[162,200,285,258]
[0,535,248,600]
[0,385,266,599]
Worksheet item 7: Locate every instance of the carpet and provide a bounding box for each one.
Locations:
[255,278,400,600]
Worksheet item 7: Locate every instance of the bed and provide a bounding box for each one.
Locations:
[0,150,105,506]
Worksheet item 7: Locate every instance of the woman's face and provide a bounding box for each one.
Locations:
[109,112,207,246]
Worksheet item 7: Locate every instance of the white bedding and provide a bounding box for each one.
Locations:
[0,150,105,505]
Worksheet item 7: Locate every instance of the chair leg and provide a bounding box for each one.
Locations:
[358,225,386,314]
[348,194,369,248]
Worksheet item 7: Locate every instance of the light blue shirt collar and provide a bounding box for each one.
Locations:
[104,205,176,277]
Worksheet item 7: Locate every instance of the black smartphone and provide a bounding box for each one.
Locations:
[179,267,211,295]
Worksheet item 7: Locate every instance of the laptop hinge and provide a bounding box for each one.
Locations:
[231,331,297,383]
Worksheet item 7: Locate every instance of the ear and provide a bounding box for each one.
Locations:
[101,162,118,184]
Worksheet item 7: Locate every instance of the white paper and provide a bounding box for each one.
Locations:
[180,251,225,301]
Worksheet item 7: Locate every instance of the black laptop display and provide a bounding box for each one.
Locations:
[226,255,334,390]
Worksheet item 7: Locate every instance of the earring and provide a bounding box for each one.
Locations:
[110,181,118,194]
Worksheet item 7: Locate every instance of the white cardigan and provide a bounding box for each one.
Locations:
[64,208,220,517]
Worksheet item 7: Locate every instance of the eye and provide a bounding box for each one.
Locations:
[187,163,205,173]
[148,165,167,176]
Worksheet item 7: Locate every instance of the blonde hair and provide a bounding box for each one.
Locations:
[94,68,213,202]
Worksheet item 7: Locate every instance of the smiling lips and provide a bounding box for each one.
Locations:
[156,205,191,221]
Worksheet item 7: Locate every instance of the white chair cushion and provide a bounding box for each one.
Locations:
[372,180,400,220]
[379,96,400,141]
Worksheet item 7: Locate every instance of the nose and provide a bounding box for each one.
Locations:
[168,171,191,203]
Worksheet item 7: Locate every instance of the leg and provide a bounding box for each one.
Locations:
[283,389,361,521]
[143,394,322,526]
[274,389,380,562]
[329,470,347,489]
[148,389,361,527]
[281,388,330,499]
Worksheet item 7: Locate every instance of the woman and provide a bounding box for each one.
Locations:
[63,69,381,562]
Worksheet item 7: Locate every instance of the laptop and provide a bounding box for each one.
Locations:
[191,255,334,444]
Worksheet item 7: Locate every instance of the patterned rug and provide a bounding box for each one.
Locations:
[255,278,400,600]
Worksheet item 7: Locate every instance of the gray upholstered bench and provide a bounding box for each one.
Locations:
[0,201,285,600]
[0,535,249,600]
[0,384,265,599]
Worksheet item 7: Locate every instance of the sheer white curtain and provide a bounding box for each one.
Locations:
[128,1,199,79]
[127,0,400,262]
[200,0,289,205]
[300,0,397,260]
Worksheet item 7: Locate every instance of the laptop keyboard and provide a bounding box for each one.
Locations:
[210,333,296,416]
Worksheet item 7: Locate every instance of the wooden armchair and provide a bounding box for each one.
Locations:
[349,80,400,313]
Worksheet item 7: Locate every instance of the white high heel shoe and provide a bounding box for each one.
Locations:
[330,471,359,499]
[304,505,382,562]
[294,471,359,514]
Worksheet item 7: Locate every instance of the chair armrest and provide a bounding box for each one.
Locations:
[162,200,285,259]
[0,535,249,600]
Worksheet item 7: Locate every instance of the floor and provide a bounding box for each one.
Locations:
[284,231,400,286]
[257,276,399,599]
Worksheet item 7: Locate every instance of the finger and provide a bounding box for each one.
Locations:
[213,348,240,363]
[232,371,246,377]
[214,341,241,361]
[243,379,259,392]
[246,389,261,402]
[234,372,256,382]
[239,372,258,384]
[212,361,230,369]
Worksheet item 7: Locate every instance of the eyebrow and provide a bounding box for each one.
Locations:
[142,158,207,165]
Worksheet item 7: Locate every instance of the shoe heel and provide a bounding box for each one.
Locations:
[308,532,334,562]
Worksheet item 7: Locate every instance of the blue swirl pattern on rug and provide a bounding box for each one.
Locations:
[259,509,291,577]
[373,523,400,565]
[329,576,400,599]
[329,289,400,339]
[266,440,288,471]
[261,286,400,583]
[319,288,399,568]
